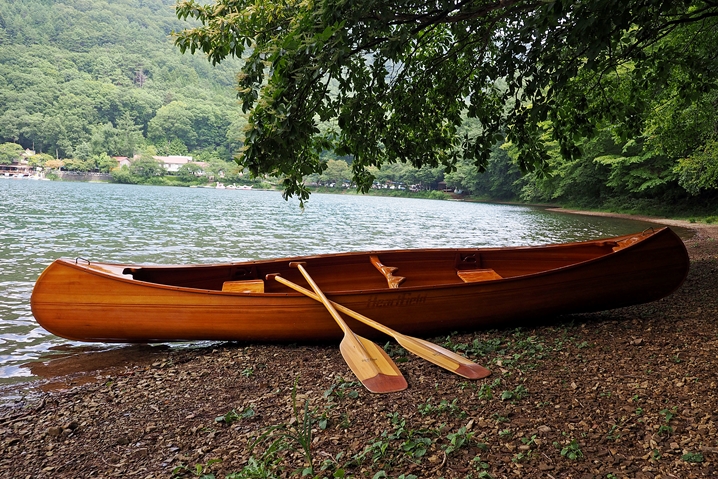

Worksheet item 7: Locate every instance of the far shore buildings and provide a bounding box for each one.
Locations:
[154,155,193,173]
[1,148,36,177]
[114,156,132,168]
[113,155,195,172]
[112,155,210,177]
[2,151,208,178]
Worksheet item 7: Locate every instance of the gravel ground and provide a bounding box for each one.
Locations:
[1,220,716,479]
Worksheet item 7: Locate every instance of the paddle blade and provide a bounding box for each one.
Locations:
[273,269,406,394]
[397,336,491,379]
[340,334,407,393]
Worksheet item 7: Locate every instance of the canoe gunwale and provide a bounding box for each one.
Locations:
[45,227,675,298]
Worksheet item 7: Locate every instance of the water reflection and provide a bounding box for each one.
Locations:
[26,344,171,384]
[0,180,661,383]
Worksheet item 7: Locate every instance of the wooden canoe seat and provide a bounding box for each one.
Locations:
[457,269,502,283]
[612,236,640,251]
[370,255,405,288]
[222,279,264,293]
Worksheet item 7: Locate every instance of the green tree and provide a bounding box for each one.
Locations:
[676,140,718,194]
[0,142,23,165]
[167,138,189,156]
[176,0,718,204]
[177,162,203,181]
[95,153,119,173]
[129,156,164,178]
[369,162,416,186]
[0,110,21,143]
[452,144,523,200]
[74,142,93,161]
[27,152,54,169]
[0,0,242,163]
[188,102,232,150]
[63,158,94,172]
[320,159,351,185]
[110,164,136,184]
[115,112,143,158]
[90,123,120,157]
[202,157,233,180]
[147,101,197,149]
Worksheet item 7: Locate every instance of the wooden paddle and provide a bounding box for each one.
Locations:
[268,270,490,380]
[277,262,407,394]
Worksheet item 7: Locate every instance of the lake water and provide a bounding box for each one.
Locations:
[0,179,659,383]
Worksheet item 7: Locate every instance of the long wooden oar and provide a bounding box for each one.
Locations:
[279,262,407,394]
[268,270,490,380]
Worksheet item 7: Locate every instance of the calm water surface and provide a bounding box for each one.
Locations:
[0,180,658,383]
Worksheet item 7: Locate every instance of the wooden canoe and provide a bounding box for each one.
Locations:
[30,227,689,343]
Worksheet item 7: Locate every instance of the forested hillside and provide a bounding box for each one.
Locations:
[0,0,243,167]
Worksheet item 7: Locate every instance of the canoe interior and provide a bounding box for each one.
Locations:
[121,234,636,293]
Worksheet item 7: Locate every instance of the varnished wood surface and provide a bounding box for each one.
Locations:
[369,255,406,288]
[30,228,690,343]
[457,269,503,282]
[272,273,490,379]
[289,262,407,393]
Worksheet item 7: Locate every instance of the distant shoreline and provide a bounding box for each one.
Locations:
[547,207,718,236]
[12,174,718,227]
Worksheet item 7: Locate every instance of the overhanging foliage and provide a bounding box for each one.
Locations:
[175,0,718,204]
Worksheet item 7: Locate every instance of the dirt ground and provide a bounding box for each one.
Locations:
[1,218,716,479]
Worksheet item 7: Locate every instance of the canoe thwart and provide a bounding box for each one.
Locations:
[457,269,503,283]
[222,279,265,293]
[370,255,406,289]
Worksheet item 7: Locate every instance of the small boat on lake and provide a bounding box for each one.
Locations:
[30,227,689,343]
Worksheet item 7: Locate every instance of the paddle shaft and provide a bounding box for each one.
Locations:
[288,263,351,333]
[273,274,396,337]
[271,272,490,379]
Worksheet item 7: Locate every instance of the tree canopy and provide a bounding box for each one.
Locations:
[175,0,718,204]
[0,142,24,165]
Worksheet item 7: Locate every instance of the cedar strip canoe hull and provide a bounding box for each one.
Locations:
[30,227,689,343]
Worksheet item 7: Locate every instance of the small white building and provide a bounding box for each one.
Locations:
[154,155,193,173]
